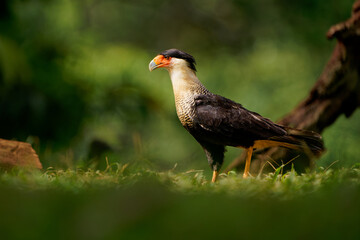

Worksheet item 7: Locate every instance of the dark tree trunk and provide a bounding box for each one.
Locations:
[225,0,360,174]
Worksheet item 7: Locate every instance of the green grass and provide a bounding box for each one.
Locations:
[0,164,360,240]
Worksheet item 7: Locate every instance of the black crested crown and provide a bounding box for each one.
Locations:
[159,49,196,71]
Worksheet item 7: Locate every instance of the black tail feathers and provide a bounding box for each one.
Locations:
[270,127,325,156]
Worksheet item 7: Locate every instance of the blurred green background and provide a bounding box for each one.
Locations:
[0,0,359,172]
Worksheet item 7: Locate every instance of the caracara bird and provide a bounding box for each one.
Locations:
[149,49,324,182]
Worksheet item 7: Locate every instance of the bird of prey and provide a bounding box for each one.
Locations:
[149,49,324,182]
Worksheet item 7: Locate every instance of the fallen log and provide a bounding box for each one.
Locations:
[0,138,42,169]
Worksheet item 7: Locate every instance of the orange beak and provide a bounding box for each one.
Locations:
[149,55,171,71]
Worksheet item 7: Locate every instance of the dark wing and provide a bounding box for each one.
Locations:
[191,94,287,148]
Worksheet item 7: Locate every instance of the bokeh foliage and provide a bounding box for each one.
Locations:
[0,166,360,239]
[0,0,358,171]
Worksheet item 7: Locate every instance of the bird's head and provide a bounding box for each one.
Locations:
[149,49,196,72]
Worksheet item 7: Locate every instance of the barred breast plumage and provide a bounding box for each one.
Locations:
[174,87,210,129]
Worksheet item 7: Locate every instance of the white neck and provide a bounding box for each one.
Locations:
[167,58,208,98]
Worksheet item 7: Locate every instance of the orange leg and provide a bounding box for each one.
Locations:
[211,170,219,183]
[243,146,253,178]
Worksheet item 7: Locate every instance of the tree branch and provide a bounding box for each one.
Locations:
[225,0,360,174]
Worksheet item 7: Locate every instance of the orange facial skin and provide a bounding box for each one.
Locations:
[153,55,171,68]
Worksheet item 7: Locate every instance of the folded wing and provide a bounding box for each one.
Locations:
[191,94,287,148]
